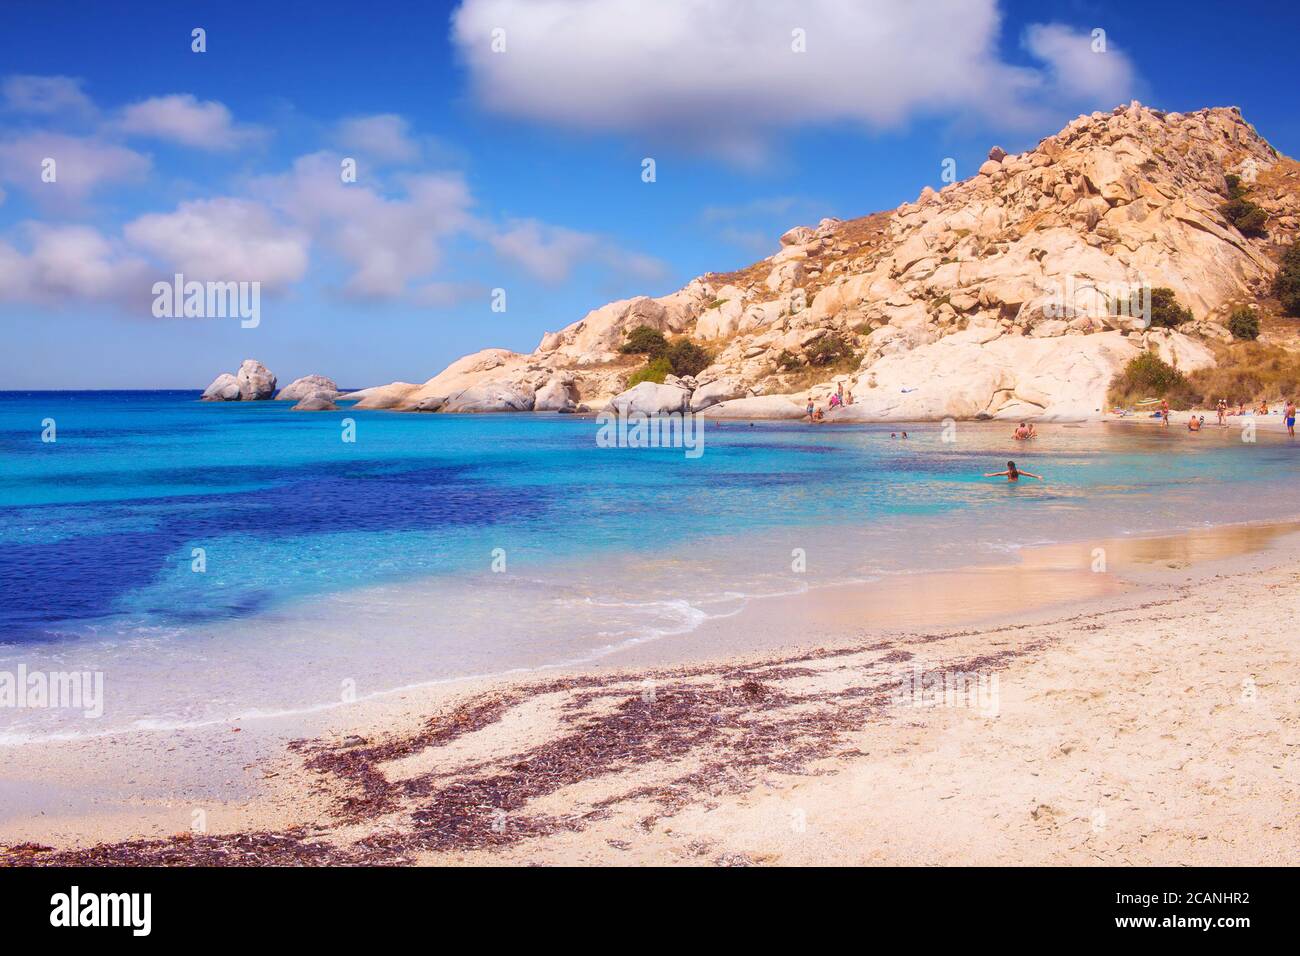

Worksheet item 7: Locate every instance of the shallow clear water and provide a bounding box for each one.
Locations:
[1,390,1297,740]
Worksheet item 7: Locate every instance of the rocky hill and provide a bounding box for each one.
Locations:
[349,102,1300,421]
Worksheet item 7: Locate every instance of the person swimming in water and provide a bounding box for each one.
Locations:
[984,460,1043,482]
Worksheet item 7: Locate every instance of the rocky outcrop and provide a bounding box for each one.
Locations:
[441,381,535,413]
[534,374,580,412]
[689,376,748,411]
[345,103,1300,420]
[343,382,421,409]
[607,381,689,416]
[201,360,276,401]
[699,395,805,419]
[278,375,338,402]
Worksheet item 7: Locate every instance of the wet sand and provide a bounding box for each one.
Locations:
[2,518,1298,865]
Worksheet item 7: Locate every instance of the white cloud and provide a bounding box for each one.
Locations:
[489,220,594,283]
[253,152,475,298]
[1,75,95,115]
[0,224,150,305]
[124,198,310,289]
[119,94,257,150]
[0,132,150,201]
[335,114,420,163]
[1022,24,1137,105]
[451,0,1138,161]
[489,218,667,284]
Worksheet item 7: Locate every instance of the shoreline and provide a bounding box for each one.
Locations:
[3,515,1298,865]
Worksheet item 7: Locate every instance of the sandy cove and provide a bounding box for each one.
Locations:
[1,519,1297,866]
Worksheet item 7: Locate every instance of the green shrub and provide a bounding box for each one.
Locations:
[1220,174,1268,238]
[1148,287,1194,328]
[1274,239,1300,316]
[774,350,802,372]
[804,333,853,366]
[620,325,668,357]
[664,338,712,377]
[1108,352,1197,409]
[1227,307,1260,341]
[627,356,672,386]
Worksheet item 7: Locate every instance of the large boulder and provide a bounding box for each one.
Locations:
[201,373,241,402]
[607,381,689,416]
[235,360,276,400]
[698,395,806,419]
[291,392,339,411]
[689,376,747,412]
[278,375,338,402]
[534,375,580,412]
[441,381,535,413]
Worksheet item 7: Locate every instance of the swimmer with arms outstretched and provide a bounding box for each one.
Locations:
[984,460,1043,482]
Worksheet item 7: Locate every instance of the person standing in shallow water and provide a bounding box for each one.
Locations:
[984,460,1043,482]
[1286,398,1296,437]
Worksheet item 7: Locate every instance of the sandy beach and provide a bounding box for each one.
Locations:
[2,515,1297,867]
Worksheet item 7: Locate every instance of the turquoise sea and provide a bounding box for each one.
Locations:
[1,390,1297,741]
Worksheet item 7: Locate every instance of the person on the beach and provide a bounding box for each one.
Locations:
[984,460,1043,482]
[1286,399,1296,437]
[844,387,853,406]
[1160,398,1170,427]
[836,381,844,404]
[1257,399,1269,416]
[829,392,842,409]
[1216,399,1227,426]
[805,397,815,422]
[811,407,825,423]
[1188,415,1201,432]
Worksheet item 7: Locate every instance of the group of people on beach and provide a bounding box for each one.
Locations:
[1155,396,1298,437]
[804,381,852,423]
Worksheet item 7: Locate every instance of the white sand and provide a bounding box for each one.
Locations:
[3,520,1298,866]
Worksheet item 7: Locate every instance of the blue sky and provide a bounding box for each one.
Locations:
[1,0,1297,389]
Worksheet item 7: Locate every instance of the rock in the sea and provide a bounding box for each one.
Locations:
[278,375,338,402]
[201,373,241,402]
[290,392,339,411]
[235,360,276,400]
[441,381,535,413]
[607,381,689,416]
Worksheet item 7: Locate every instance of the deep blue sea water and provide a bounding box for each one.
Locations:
[2,390,1297,739]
